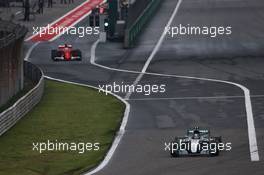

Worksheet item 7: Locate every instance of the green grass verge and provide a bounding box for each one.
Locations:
[0,80,125,175]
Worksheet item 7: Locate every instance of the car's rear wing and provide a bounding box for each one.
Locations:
[187,128,210,135]
[58,44,72,48]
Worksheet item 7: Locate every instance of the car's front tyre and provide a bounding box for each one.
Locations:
[171,138,180,157]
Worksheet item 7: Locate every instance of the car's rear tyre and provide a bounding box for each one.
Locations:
[51,50,57,61]
[171,150,180,157]
[215,136,222,143]
[72,49,82,61]
[209,141,220,157]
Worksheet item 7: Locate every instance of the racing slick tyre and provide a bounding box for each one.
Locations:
[171,138,180,157]
[51,50,60,61]
[72,49,82,61]
[209,141,220,157]
[215,136,222,143]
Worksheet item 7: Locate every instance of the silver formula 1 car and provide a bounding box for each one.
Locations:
[51,44,82,61]
[171,127,222,157]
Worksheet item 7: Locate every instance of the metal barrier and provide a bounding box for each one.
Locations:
[0,61,44,136]
[126,0,152,28]
[124,0,161,48]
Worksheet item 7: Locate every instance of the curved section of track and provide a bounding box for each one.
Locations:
[28,0,264,174]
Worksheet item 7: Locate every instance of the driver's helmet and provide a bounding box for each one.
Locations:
[193,130,200,139]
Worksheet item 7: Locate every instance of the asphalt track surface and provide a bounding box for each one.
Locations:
[27,0,264,174]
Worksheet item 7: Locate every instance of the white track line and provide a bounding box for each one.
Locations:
[24,28,131,175]
[25,2,260,175]
[141,0,183,73]
[23,1,130,174]
[24,37,131,175]
[24,42,40,61]
[127,95,264,101]
[124,0,183,100]
[43,76,130,175]
[90,2,259,162]
[92,40,260,162]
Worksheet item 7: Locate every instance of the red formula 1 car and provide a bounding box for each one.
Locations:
[51,44,82,61]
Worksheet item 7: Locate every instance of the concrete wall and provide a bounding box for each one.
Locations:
[0,61,44,136]
[0,20,27,107]
[124,0,161,48]
[126,0,151,28]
